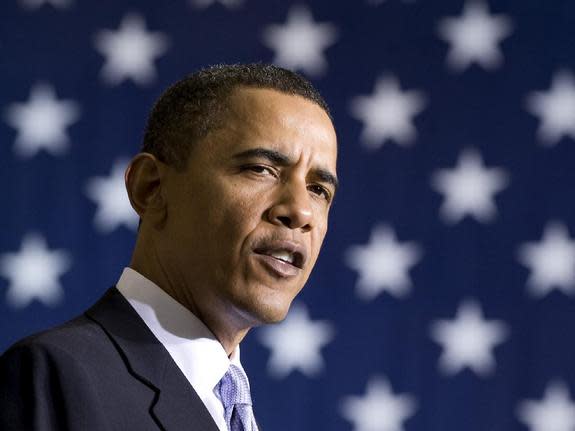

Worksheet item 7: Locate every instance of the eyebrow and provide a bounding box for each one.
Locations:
[232,147,339,190]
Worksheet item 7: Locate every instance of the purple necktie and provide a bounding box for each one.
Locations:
[218,364,259,431]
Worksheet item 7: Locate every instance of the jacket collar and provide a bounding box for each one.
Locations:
[85,287,220,431]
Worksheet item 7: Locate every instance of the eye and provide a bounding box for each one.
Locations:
[308,184,331,202]
[243,164,278,178]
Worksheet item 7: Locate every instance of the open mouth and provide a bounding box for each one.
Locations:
[252,239,308,274]
[253,248,304,269]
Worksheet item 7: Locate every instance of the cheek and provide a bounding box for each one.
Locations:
[227,183,270,224]
[214,191,266,253]
[308,222,328,262]
[313,214,329,245]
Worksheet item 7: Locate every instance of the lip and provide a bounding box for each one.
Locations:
[252,240,308,270]
[252,239,308,278]
[253,253,301,278]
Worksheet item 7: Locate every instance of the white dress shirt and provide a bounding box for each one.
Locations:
[116,267,244,431]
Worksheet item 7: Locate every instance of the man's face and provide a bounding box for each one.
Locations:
[158,87,337,329]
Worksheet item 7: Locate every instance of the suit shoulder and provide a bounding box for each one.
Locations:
[1,313,106,361]
[0,315,117,430]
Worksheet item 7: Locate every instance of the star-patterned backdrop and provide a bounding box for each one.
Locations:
[2,0,575,430]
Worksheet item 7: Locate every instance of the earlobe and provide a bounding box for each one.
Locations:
[125,153,168,228]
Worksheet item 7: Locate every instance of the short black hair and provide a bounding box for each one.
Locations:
[141,63,332,170]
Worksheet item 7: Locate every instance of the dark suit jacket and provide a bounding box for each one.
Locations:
[0,287,221,431]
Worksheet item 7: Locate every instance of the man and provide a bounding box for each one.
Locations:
[0,63,338,430]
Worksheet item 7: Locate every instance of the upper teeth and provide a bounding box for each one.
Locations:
[270,251,294,264]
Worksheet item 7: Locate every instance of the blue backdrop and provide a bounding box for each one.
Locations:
[2,1,575,430]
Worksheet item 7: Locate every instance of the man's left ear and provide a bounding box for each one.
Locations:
[125,153,168,229]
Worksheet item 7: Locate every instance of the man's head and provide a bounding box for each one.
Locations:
[126,64,337,347]
[141,63,332,170]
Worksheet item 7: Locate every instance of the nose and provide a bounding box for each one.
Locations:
[267,179,313,232]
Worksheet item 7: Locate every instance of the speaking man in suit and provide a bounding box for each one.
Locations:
[0,63,338,430]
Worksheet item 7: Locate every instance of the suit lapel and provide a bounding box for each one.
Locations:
[85,287,220,431]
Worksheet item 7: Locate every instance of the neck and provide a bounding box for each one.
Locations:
[129,233,251,356]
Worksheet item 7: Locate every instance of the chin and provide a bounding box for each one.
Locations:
[239,296,294,326]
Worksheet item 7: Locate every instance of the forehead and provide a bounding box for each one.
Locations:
[214,87,338,171]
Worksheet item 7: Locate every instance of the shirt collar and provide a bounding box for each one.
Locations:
[116,267,241,395]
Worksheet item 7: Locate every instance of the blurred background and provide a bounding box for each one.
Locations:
[2,0,575,429]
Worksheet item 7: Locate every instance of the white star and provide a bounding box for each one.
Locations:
[345,225,422,300]
[437,1,512,72]
[85,159,138,233]
[517,381,575,431]
[19,0,71,9]
[0,234,71,308]
[517,222,575,298]
[432,149,509,224]
[341,376,416,431]
[4,83,80,158]
[430,300,508,376]
[526,71,575,146]
[257,303,334,378]
[262,5,338,76]
[350,76,426,149]
[190,0,242,9]
[94,13,169,86]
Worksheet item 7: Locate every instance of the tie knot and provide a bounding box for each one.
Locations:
[219,364,253,408]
